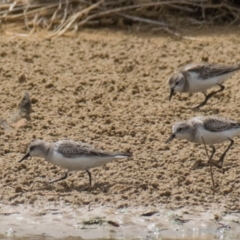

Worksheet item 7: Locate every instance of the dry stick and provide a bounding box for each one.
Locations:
[122,15,187,39]
[2,3,59,21]
[23,5,29,30]
[59,1,69,24]
[201,136,215,190]
[79,1,180,37]
[2,0,240,35]
[79,1,176,38]
[162,3,195,13]
[0,5,37,15]
[80,0,171,27]
[30,12,39,34]
[49,0,105,37]
[54,0,69,28]
[227,8,240,25]
[26,12,61,29]
[46,6,60,30]
[52,1,70,31]
[117,13,171,28]
[152,26,183,38]
[2,1,240,18]
[102,1,240,13]
[9,1,17,12]
[229,14,240,26]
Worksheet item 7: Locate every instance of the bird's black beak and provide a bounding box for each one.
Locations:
[169,88,175,101]
[19,152,30,163]
[165,134,175,143]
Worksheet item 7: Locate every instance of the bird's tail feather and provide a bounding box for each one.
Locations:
[112,152,132,158]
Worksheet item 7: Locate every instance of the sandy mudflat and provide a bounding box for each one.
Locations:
[0,26,240,234]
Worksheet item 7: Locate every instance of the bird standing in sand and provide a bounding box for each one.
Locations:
[165,116,240,168]
[20,139,132,186]
[168,63,240,109]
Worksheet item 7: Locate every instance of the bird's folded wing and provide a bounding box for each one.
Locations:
[57,141,106,158]
[185,64,240,80]
[203,117,240,132]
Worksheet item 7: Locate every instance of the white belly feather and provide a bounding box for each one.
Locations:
[47,152,118,171]
[195,127,240,144]
[188,72,235,93]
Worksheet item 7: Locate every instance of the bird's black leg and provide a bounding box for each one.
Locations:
[215,138,234,169]
[193,92,208,109]
[207,145,216,164]
[207,84,225,101]
[86,170,92,186]
[202,137,216,189]
[193,84,225,109]
[49,171,69,184]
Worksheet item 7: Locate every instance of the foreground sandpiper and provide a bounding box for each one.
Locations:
[168,63,240,109]
[165,116,240,168]
[19,139,132,186]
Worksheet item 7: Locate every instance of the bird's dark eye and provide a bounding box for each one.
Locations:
[175,81,179,86]
[178,127,182,131]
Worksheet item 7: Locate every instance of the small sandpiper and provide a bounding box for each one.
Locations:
[165,116,240,168]
[168,63,240,109]
[19,139,132,186]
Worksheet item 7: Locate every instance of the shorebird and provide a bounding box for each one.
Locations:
[19,139,132,186]
[165,116,240,168]
[168,63,240,109]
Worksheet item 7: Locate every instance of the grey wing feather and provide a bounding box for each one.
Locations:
[203,117,240,132]
[184,63,240,80]
[57,141,110,158]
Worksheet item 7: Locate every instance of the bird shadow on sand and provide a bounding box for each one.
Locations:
[191,159,209,170]
[69,181,116,193]
[180,106,220,114]
[191,157,238,171]
[22,178,115,193]
[191,159,225,173]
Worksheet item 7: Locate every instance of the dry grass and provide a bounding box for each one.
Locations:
[1,0,240,37]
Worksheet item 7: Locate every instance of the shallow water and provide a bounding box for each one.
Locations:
[0,203,239,240]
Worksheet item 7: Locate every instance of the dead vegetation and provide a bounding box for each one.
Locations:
[1,0,240,37]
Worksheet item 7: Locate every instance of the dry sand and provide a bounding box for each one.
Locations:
[0,26,240,239]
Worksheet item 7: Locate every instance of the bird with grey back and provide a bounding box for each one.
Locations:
[165,116,240,168]
[19,139,132,186]
[168,63,240,109]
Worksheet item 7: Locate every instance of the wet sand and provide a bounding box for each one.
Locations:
[0,203,240,239]
[0,26,240,238]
